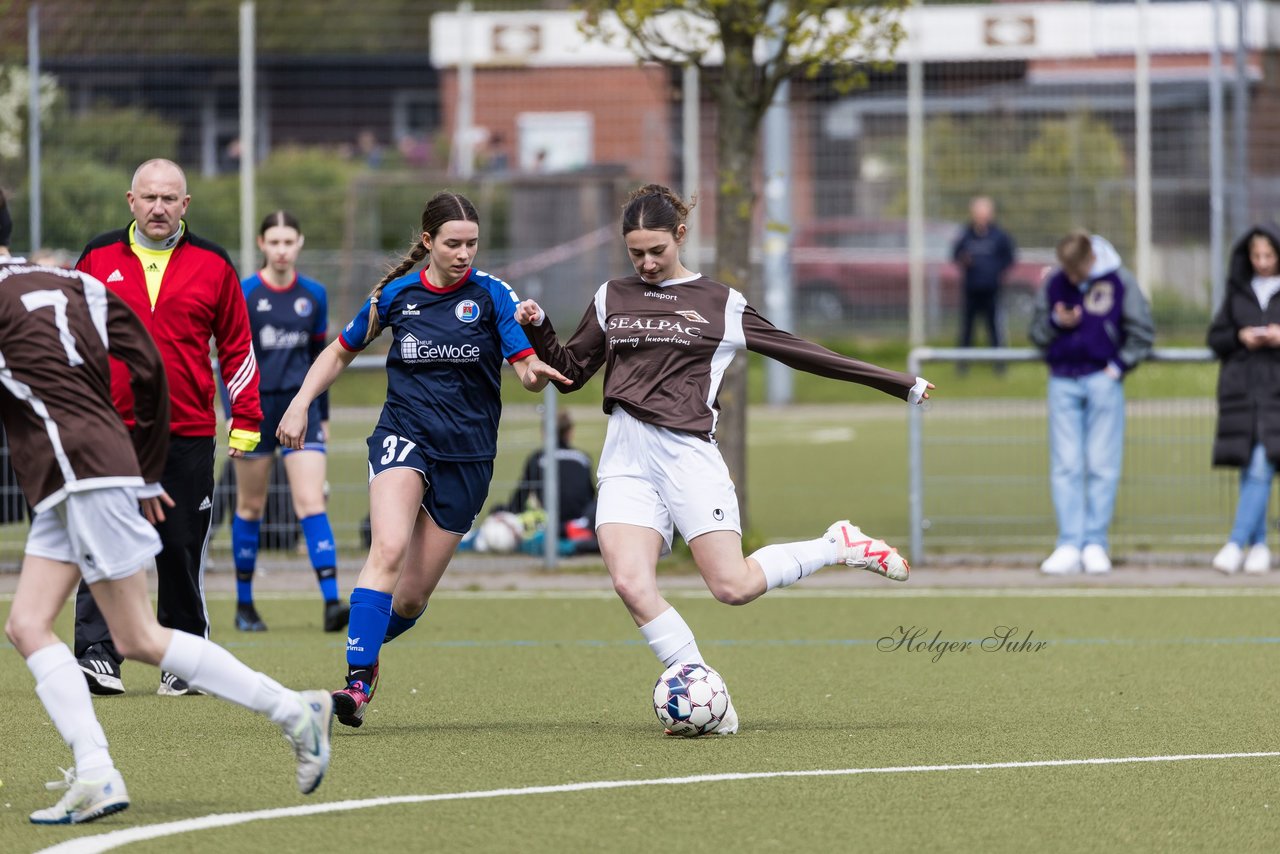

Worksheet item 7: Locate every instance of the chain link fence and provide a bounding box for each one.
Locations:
[0,1,1270,566]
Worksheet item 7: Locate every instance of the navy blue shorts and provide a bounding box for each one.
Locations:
[366,428,493,535]
[247,391,325,457]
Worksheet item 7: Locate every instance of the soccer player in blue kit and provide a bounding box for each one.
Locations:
[232,211,348,633]
[276,192,568,727]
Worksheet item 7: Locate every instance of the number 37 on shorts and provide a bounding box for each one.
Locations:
[367,429,427,479]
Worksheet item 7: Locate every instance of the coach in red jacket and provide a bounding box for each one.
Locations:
[74,158,263,697]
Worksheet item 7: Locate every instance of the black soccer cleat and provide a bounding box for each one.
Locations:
[235,602,268,632]
[323,600,350,633]
[77,644,124,696]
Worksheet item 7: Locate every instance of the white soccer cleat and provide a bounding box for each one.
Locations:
[29,767,130,825]
[284,690,333,795]
[825,520,909,581]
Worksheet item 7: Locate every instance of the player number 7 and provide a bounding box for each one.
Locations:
[22,290,85,367]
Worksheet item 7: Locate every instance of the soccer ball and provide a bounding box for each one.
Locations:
[473,511,523,554]
[652,661,731,737]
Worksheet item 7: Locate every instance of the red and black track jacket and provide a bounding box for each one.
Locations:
[76,224,262,438]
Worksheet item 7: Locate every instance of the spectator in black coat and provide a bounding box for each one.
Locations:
[1209,224,1280,574]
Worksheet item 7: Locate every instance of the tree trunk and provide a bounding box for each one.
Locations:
[712,15,765,528]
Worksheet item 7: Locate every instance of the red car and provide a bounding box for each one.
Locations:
[791,217,1052,324]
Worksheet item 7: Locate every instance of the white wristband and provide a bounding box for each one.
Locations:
[907,377,929,406]
[136,482,165,499]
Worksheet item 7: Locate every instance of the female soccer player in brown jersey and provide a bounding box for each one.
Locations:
[516,184,934,734]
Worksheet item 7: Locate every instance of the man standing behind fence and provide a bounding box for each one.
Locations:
[952,196,1016,373]
[73,158,262,696]
[1030,231,1154,575]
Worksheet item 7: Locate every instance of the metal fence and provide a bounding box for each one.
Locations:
[0,2,1271,568]
[906,347,1237,565]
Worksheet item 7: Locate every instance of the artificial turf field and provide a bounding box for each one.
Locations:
[2,588,1278,853]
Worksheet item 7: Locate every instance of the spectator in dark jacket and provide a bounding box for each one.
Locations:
[952,196,1016,372]
[505,410,597,543]
[1030,231,1154,576]
[1208,225,1280,574]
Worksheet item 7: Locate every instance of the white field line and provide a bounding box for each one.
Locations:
[34,751,1280,854]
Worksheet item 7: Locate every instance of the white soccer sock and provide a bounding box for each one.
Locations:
[639,607,704,667]
[752,538,836,591]
[160,630,303,730]
[27,643,113,778]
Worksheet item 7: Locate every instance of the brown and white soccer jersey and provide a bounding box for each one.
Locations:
[0,259,170,514]
[525,273,918,441]
[526,273,919,544]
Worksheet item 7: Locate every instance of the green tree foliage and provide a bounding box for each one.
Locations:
[1019,114,1133,253]
[878,112,1133,253]
[576,0,905,521]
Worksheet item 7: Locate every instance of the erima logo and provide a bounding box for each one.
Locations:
[107,269,124,283]
[675,309,709,324]
[316,539,335,552]
[402,302,421,316]
[644,290,677,301]
[198,496,213,511]
[256,298,272,312]
[347,636,364,652]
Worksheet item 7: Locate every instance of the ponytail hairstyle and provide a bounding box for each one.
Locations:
[621,183,695,237]
[363,191,479,343]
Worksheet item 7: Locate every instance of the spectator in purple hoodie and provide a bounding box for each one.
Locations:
[1030,231,1154,575]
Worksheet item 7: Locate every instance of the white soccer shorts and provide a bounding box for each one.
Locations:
[595,408,741,554]
[25,487,162,583]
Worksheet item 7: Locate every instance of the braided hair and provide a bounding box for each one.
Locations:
[363,191,479,343]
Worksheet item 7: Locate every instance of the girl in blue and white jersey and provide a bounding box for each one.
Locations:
[233,211,347,634]
[277,191,566,728]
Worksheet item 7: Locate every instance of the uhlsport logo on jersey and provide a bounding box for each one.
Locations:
[399,332,481,364]
[455,299,480,323]
[294,297,313,317]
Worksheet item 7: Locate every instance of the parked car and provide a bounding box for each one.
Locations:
[791,217,1052,325]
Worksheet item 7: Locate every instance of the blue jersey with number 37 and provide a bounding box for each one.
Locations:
[339,267,534,461]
